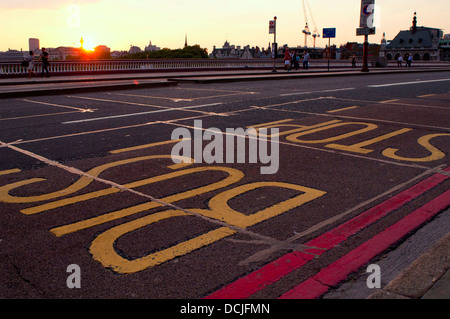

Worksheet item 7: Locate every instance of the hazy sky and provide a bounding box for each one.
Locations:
[0,0,448,53]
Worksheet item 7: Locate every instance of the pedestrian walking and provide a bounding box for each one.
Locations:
[352,54,357,68]
[294,54,300,71]
[284,49,291,71]
[407,54,413,67]
[303,50,310,70]
[25,51,37,79]
[290,50,296,71]
[38,48,50,77]
[397,55,403,68]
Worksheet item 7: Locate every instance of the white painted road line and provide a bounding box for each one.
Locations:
[368,78,450,88]
[280,88,356,97]
[62,103,223,124]
[21,99,95,113]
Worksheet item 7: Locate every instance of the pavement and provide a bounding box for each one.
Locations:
[369,230,450,299]
[1,66,449,98]
[0,66,449,302]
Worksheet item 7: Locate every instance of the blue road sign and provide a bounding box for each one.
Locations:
[323,28,336,38]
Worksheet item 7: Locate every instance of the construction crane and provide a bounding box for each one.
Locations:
[302,0,320,48]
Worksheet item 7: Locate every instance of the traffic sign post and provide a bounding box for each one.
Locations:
[323,28,336,72]
[360,0,375,29]
[361,34,370,72]
[358,0,376,73]
[270,17,277,73]
[269,20,275,34]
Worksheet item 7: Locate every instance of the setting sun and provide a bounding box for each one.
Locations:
[80,37,96,51]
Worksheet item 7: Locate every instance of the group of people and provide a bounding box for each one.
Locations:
[397,53,413,68]
[284,49,310,71]
[23,48,50,79]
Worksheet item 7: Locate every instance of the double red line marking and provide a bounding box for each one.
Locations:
[206,168,450,299]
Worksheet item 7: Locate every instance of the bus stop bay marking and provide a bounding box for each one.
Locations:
[250,119,450,162]
[1,117,449,272]
[0,143,326,274]
[90,182,325,274]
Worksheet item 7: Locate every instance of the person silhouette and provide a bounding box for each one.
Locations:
[38,48,50,77]
[26,51,37,79]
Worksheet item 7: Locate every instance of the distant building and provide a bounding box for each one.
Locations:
[240,46,254,60]
[129,45,142,54]
[341,41,381,60]
[210,41,272,59]
[56,47,82,60]
[94,45,111,54]
[45,48,59,60]
[29,38,40,54]
[40,47,82,60]
[145,41,161,52]
[0,49,25,61]
[93,45,111,59]
[440,36,450,61]
[381,12,443,61]
[111,51,128,58]
[210,41,240,58]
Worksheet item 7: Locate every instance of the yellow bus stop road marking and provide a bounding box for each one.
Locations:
[0,169,21,176]
[327,106,360,113]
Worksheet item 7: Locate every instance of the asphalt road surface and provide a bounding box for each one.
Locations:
[0,71,449,301]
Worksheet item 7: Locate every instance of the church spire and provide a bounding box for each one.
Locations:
[185,34,188,48]
[412,12,418,33]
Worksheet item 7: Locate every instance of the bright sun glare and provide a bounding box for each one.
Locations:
[81,37,96,51]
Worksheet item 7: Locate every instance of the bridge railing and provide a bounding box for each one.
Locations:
[0,59,448,77]
[0,59,277,76]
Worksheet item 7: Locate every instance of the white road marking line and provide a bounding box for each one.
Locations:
[280,88,356,97]
[20,99,95,113]
[67,95,165,107]
[0,111,81,121]
[107,91,257,102]
[67,95,225,117]
[106,92,193,102]
[62,103,223,124]
[176,87,258,94]
[368,79,450,88]
[13,114,212,145]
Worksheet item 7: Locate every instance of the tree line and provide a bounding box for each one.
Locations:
[124,45,209,59]
[66,45,209,60]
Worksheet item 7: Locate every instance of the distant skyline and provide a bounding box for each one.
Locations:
[0,0,448,53]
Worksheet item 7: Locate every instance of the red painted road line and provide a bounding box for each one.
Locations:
[280,189,450,299]
[205,169,449,299]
